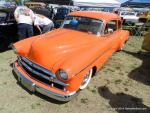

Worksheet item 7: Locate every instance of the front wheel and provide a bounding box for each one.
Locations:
[80,69,93,90]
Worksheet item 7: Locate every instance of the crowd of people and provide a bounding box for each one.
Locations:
[14,6,54,41]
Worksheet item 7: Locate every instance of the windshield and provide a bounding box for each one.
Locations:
[125,12,136,16]
[121,12,136,16]
[0,11,7,22]
[57,8,69,14]
[62,16,103,35]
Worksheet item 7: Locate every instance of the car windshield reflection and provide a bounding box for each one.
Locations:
[62,16,103,35]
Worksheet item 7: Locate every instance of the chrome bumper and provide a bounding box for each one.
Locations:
[13,63,77,101]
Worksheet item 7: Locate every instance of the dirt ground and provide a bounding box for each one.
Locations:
[0,36,150,113]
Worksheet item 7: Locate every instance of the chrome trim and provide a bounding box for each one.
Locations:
[19,56,56,78]
[19,60,50,80]
[13,63,77,102]
[18,57,69,87]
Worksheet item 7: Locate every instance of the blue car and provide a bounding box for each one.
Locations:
[54,7,70,28]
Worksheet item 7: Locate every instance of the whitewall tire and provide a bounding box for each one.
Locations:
[80,69,93,90]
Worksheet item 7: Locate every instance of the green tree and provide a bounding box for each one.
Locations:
[5,0,9,1]
[15,0,22,5]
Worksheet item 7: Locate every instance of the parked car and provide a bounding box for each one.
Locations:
[54,7,70,28]
[31,8,52,19]
[0,8,17,51]
[139,11,150,22]
[0,8,52,51]
[24,2,46,9]
[120,11,139,24]
[12,11,129,101]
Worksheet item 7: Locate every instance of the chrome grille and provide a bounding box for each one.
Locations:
[17,56,68,91]
[21,57,56,78]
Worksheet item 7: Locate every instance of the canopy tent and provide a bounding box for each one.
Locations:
[0,0,6,6]
[121,0,150,7]
[72,0,121,7]
[32,0,121,7]
[32,0,72,5]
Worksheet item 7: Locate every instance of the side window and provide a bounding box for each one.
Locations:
[118,20,121,29]
[104,20,117,35]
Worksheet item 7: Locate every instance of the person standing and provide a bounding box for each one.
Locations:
[14,6,35,40]
[34,14,54,34]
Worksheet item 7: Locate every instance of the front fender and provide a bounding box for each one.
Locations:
[52,44,105,91]
[13,36,38,56]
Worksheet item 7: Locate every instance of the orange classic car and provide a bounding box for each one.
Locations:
[12,11,129,101]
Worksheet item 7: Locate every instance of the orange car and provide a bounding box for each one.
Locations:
[12,11,129,101]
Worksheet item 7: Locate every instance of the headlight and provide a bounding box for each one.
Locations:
[56,69,68,80]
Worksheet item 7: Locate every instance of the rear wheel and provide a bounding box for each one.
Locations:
[80,69,93,90]
[120,43,125,51]
[118,40,128,52]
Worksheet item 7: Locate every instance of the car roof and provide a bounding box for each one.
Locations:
[69,11,121,22]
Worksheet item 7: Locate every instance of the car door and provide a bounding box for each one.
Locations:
[0,10,18,45]
[0,11,9,50]
[6,11,18,42]
[102,20,121,52]
[92,20,120,69]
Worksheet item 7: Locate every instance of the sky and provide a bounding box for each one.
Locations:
[121,0,128,3]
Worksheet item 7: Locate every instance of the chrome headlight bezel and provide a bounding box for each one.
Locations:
[56,69,68,80]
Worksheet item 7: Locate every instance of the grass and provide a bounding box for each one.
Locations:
[3,82,7,85]
[0,108,4,111]
[19,96,26,99]
[87,86,97,94]
[124,88,129,92]
[31,102,41,109]
[123,80,130,86]
[114,79,122,84]
[31,104,35,109]
[91,89,97,94]
[81,98,88,104]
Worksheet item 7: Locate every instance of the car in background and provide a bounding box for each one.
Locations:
[24,2,46,9]
[0,8,17,51]
[54,7,70,20]
[0,8,52,51]
[120,11,139,24]
[31,8,52,19]
[54,7,70,28]
[12,11,129,101]
[139,11,150,22]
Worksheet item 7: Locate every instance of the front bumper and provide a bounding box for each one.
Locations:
[13,63,77,101]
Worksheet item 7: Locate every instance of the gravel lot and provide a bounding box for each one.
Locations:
[0,36,150,113]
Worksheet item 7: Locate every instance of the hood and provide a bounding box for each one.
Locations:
[25,28,98,71]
